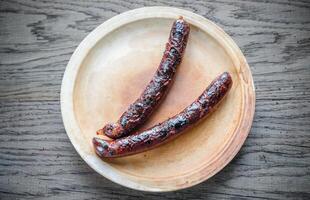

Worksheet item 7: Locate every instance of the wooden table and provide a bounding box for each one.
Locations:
[0,1,309,199]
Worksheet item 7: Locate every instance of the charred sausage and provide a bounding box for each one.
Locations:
[93,72,233,158]
[97,17,190,139]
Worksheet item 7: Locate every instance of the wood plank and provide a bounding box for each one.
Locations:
[0,0,309,199]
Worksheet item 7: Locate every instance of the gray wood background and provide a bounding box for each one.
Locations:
[0,0,309,199]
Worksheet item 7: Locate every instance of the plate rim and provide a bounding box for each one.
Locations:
[60,6,255,192]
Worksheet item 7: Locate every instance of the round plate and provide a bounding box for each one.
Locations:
[61,7,255,192]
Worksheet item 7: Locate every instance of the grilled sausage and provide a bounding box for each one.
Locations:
[93,72,232,158]
[97,17,190,139]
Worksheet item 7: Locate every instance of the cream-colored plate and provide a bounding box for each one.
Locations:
[61,7,255,192]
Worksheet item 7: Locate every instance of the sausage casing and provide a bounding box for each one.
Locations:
[97,17,191,139]
[93,72,233,158]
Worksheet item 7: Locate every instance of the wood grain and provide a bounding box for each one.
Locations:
[0,0,309,199]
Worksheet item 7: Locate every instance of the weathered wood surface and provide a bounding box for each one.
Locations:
[0,0,309,199]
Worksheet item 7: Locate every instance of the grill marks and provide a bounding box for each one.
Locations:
[93,72,232,158]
